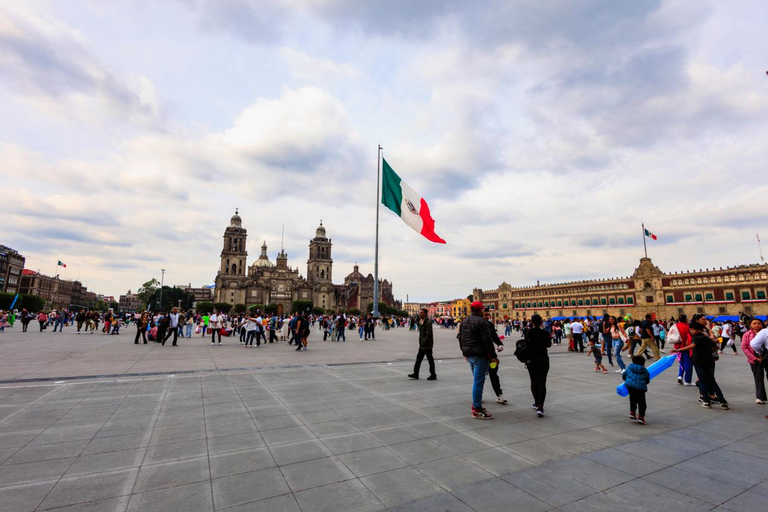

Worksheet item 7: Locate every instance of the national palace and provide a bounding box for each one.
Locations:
[471,257,768,321]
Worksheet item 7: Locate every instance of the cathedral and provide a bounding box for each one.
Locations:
[214,211,400,314]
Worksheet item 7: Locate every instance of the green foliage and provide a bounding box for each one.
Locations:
[234,303,247,314]
[248,304,265,313]
[394,310,408,317]
[93,300,109,312]
[348,308,362,316]
[292,300,313,314]
[264,303,279,315]
[214,302,232,314]
[467,294,474,300]
[146,286,194,312]
[0,293,45,312]
[312,306,325,315]
[366,302,391,316]
[137,278,160,309]
[196,302,214,315]
[109,301,119,312]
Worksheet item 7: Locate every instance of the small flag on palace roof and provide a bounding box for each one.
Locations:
[57,260,67,268]
[644,229,657,241]
[381,158,446,244]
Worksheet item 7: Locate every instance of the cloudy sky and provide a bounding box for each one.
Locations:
[2,1,767,302]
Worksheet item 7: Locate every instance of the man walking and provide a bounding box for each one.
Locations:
[163,308,181,346]
[638,313,661,360]
[458,301,496,419]
[408,309,437,381]
[570,318,584,352]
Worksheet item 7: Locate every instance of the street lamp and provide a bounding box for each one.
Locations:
[159,269,166,310]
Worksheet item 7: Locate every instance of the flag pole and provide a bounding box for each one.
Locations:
[373,145,382,318]
[641,223,648,258]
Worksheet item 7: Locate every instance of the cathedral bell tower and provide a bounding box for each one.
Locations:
[308,221,334,311]
[215,209,248,304]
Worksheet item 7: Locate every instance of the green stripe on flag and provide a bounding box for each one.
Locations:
[381,158,402,216]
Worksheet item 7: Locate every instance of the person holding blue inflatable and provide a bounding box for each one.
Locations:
[623,355,651,424]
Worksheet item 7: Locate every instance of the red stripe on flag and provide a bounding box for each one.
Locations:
[418,198,446,244]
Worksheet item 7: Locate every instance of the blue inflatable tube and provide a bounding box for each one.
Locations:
[616,354,677,397]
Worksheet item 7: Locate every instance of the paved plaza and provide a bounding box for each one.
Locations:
[0,326,766,511]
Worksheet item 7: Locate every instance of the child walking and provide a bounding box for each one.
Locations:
[623,355,651,424]
[587,340,608,373]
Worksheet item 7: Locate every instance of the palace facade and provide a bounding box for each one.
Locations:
[214,211,399,314]
[473,258,768,321]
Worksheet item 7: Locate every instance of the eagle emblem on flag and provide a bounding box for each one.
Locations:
[406,199,418,215]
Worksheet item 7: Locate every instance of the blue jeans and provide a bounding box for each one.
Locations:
[678,351,693,383]
[185,324,193,337]
[613,340,626,370]
[467,356,489,409]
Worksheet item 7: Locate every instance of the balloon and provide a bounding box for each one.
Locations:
[616,355,677,397]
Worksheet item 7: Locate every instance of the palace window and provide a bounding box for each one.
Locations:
[578,299,583,306]
[703,277,708,284]
[697,278,702,284]
[571,300,577,306]
[705,293,714,301]
[739,275,745,282]
[742,291,751,300]
[557,301,563,306]
[618,297,625,304]
[543,301,548,307]
[666,295,674,303]
[716,277,722,283]
[646,296,654,303]
[601,298,607,305]
[725,292,734,300]
[685,294,692,302]
[538,301,543,307]
[609,298,616,304]
[627,297,633,304]
[585,299,591,305]
[695,293,702,301]
[758,291,766,300]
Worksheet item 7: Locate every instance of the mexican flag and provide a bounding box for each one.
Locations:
[381,158,446,244]
[57,260,67,268]
[644,228,657,240]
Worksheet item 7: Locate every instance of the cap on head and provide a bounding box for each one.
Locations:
[470,301,484,311]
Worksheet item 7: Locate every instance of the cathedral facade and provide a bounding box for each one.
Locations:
[213,211,400,314]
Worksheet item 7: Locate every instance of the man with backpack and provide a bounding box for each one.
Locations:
[458,301,497,420]
[516,314,551,417]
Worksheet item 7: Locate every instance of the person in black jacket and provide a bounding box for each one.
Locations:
[484,308,507,404]
[525,314,552,417]
[458,301,497,419]
[672,321,729,409]
[408,309,436,380]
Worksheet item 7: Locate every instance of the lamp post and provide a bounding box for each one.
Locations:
[159,269,165,310]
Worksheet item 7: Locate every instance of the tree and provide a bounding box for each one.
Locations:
[93,300,109,312]
[366,302,390,316]
[21,295,45,312]
[196,302,214,315]
[467,294,473,300]
[264,303,279,315]
[234,303,247,314]
[312,306,325,315]
[348,308,361,316]
[248,304,265,313]
[292,300,313,314]
[137,278,160,309]
[146,286,194,312]
[109,301,119,312]
[214,302,232,314]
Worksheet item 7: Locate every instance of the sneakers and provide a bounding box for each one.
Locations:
[302,346,307,351]
[426,375,437,381]
[684,382,696,386]
[536,409,544,418]
[295,346,302,351]
[756,399,766,405]
[601,369,608,374]
[594,368,600,372]
[615,369,624,373]
[637,416,646,425]
[471,407,493,420]
[677,377,683,385]
[496,395,508,404]
[721,403,730,410]
[701,402,712,408]
[408,374,419,380]
[211,342,215,345]
[629,411,636,420]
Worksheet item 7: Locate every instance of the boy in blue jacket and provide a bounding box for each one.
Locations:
[623,355,651,424]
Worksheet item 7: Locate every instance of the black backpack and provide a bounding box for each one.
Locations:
[514,336,531,363]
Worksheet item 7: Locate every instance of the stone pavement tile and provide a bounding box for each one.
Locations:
[338,447,408,477]
[321,433,381,455]
[211,467,290,509]
[605,478,712,512]
[467,424,530,446]
[306,419,360,438]
[0,480,57,512]
[642,466,746,505]
[293,479,383,512]
[207,431,264,455]
[205,420,258,439]
[42,495,131,511]
[676,448,768,488]
[220,493,302,512]
[253,413,301,431]
[414,456,494,491]
[92,420,152,439]
[368,426,423,446]
[505,439,574,464]
[271,439,332,466]
[0,431,41,449]
[260,426,315,446]
[152,415,205,432]
[126,481,213,512]
[453,477,550,512]
[431,432,493,455]
[148,425,206,446]
[665,426,734,448]
[210,447,275,478]
[502,465,596,508]
[462,447,536,476]
[385,492,474,512]
[405,420,459,439]
[387,439,454,465]
[361,467,443,507]
[349,414,400,430]
[613,434,709,466]
[143,439,208,465]
[81,434,147,456]
[133,456,210,492]
[0,457,73,488]
[295,410,343,425]
[584,447,667,477]
[538,432,608,456]
[6,439,89,465]
[280,456,356,492]
[720,490,768,512]
[39,468,139,510]
[557,491,647,512]
[64,448,146,477]
[548,456,634,491]
[726,441,768,461]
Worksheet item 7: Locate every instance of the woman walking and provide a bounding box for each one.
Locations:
[606,316,627,373]
[525,314,552,418]
[742,318,766,404]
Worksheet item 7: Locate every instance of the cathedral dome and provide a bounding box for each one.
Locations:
[254,241,274,267]
[230,208,242,228]
[315,221,327,239]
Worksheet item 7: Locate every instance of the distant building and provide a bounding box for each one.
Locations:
[20,271,74,310]
[119,290,141,313]
[0,245,25,294]
[472,257,768,321]
[176,284,213,309]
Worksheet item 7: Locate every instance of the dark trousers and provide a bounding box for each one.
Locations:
[163,327,178,345]
[628,388,647,416]
[269,329,276,343]
[156,328,166,343]
[39,320,45,331]
[751,363,767,401]
[602,335,613,365]
[135,325,147,344]
[257,330,267,344]
[246,331,255,346]
[240,328,246,343]
[527,358,549,410]
[720,337,736,353]
[489,363,502,396]
[211,329,221,344]
[573,333,584,352]
[694,364,725,404]
[413,349,435,377]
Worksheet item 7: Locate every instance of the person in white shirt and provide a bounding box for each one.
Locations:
[571,319,585,352]
[209,312,221,345]
[163,308,181,346]
[750,327,768,354]
[720,321,737,355]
